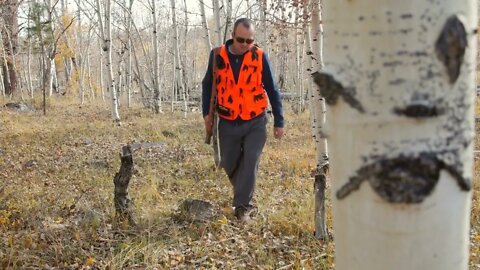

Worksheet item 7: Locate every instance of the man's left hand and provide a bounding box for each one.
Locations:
[273,127,284,139]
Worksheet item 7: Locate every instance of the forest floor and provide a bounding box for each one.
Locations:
[0,98,479,269]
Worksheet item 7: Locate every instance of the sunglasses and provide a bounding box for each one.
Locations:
[235,37,254,44]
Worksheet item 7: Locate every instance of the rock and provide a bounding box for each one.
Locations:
[4,102,36,113]
[24,160,37,169]
[84,139,93,146]
[176,199,217,222]
[162,130,177,138]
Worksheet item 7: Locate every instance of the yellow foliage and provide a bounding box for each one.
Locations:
[85,257,95,266]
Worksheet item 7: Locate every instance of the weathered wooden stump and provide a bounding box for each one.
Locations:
[113,145,135,225]
[113,142,165,226]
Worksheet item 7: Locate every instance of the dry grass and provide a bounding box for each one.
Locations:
[0,97,478,269]
[0,97,329,269]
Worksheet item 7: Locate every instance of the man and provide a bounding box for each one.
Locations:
[202,18,285,222]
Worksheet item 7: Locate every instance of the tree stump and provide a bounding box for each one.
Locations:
[113,145,135,225]
[113,142,165,226]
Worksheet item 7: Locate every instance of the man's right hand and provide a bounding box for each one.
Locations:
[204,115,213,135]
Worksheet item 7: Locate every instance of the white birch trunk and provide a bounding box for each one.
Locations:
[308,0,329,240]
[26,7,33,99]
[212,0,222,46]
[0,59,4,97]
[47,58,55,96]
[0,29,12,95]
[77,1,85,104]
[96,0,121,123]
[87,54,95,100]
[182,0,190,105]
[170,0,187,118]
[99,40,105,102]
[315,1,476,269]
[171,49,176,112]
[224,0,232,42]
[199,0,212,52]
[259,0,268,54]
[125,0,133,108]
[294,6,301,113]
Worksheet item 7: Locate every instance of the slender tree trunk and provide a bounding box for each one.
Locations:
[26,6,33,98]
[199,0,212,52]
[315,1,476,269]
[96,0,121,123]
[183,0,190,103]
[294,6,301,113]
[308,0,329,241]
[0,59,4,97]
[152,0,162,113]
[125,0,134,108]
[77,1,85,104]
[212,0,222,46]
[99,40,105,102]
[1,0,18,96]
[259,0,268,54]
[87,54,95,100]
[170,0,187,117]
[223,0,233,43]
[171,49,176,112]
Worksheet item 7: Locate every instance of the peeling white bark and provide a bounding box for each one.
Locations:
[96,0,121,123]
[319,1,476,269]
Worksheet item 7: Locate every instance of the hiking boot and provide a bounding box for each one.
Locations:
[234,205,256,223]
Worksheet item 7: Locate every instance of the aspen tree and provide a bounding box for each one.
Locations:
[314,1,477,268]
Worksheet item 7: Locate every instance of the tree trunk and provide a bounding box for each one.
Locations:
[99,40,105,102]
[151,0,161,113]
[259,0,269,54]
[199,0,212,52]
[308,0,329,241]
[223,0,233,43]
[1,0,19,96]
[125,0,134,108]
[96,0,121,124]
[212,0,222,46]
[77,0,85,104]
[315,1,476,269]
[26,6,34,98]
[170,0,187,117]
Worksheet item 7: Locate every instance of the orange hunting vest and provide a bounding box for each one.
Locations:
[215,45,268,121]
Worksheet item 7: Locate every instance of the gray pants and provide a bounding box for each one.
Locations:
[218,114,267,207]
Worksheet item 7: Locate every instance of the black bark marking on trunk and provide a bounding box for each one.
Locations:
[312,72,365,113]
[336,152,471,203]
[394,100,445,118]
[435,15,467,84]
